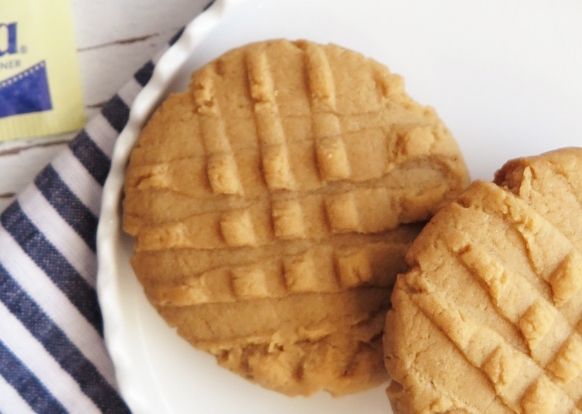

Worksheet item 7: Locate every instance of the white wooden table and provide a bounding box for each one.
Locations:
[0,0,210,212]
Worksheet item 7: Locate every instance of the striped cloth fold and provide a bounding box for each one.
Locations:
[0,19,195,414]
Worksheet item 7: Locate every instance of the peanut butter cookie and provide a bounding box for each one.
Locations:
[124,39,468,396]
[385,148,582,412]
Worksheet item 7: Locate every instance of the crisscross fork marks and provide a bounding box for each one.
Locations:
[125,153,457,214]
[406,275,578,413]
[125,39,471,396]
[390,282,512,413]
[131,225,416,280]
[127,114,452,171]
[446,231,582,393]
[141,239,407,306]
[458,182,582,306]
[457,185,582,343]
[442,187,582,404]
[132,173,452,252]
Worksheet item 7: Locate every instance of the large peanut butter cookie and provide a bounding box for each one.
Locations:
[123,39,468,396]
[385,148,582,412]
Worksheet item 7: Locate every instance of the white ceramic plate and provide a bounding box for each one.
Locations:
[97,0,582,412]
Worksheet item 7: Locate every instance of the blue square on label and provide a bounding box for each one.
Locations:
[0,61,53,118]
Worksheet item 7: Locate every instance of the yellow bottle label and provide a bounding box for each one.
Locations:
[0,0,85,141]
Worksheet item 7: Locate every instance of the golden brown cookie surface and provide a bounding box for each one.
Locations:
[123,39,468,396]
[385,148,582,412]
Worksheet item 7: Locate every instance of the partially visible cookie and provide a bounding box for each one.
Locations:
[123,39,469,396]
[385,148,582,413]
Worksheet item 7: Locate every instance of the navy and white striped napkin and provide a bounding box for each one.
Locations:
[0,13,203,413]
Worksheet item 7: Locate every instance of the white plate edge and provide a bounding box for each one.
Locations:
[95,0,244,411]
